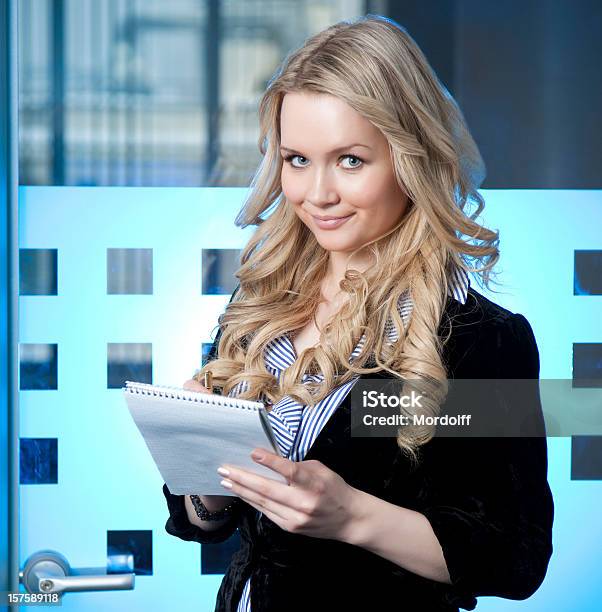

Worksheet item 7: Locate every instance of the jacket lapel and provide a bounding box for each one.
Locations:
[302,295,463,485]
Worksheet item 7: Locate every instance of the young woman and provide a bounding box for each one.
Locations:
[162,15,554,612]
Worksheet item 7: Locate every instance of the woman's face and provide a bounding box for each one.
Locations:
[280,91,410,256]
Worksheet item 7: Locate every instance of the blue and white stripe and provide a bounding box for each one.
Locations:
[235,267,469,612]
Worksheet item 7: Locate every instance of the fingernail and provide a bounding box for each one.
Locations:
[217,467,230,477]
[220,479,232,489]
[251,451,264,462]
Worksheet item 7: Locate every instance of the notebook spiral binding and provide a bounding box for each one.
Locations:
[123,380,264,411]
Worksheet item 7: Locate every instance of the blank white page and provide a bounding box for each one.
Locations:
[123,381,286,495]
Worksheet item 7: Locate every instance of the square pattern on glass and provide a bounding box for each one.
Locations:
[107,248,153,295]
[572,343,602,388]
[20,343,58,390]
[202,249,240,295]
[574,250,602,295]
[107,343,152,388]
[571,436,602,479]
[20,438,58,484]
[20,248,58,295]
[107,530,153,576]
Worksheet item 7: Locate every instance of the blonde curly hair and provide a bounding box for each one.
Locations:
[197,15,500,465]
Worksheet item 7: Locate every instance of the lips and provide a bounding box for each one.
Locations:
[310,213,355,230]
[313,214,354,221]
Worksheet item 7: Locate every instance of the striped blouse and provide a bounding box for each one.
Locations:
[233,270,470,612]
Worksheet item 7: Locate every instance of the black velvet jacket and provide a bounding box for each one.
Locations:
[162,287,554,612]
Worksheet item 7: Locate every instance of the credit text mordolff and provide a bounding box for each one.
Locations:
[362,414,472,427]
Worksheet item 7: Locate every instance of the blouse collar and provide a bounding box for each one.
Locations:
[264,266,470,372]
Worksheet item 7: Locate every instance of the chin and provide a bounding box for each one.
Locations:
[312,235,359,253]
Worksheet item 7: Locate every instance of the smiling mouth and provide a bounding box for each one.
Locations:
[312,214,354,221]
[310,213,355,229]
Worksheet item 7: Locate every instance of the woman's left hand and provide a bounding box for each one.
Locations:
[217,448,360,542]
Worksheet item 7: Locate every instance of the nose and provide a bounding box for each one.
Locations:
[305,167,339,207]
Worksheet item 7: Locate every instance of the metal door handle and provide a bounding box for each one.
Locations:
[20,550,135,594]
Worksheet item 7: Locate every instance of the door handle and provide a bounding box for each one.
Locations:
[20,550,135,595]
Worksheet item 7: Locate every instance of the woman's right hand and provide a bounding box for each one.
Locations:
[182,376,235,509]
[182,378,211,393]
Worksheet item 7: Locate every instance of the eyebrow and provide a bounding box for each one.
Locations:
[280,143,372,155]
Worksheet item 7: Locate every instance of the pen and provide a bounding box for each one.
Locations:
[192,369,213,392]
[203,371,213,393]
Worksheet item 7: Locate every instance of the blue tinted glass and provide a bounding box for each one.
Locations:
[20,438,58,484]
[202,248,240,295]
[571,436,602,480]
[20,248,58,295]
[20,343,58,390]
[107,530,153,576]
[107,248,153,295]
[108,342,152,388]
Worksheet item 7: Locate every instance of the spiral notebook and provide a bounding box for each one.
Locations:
[123,381,286,495]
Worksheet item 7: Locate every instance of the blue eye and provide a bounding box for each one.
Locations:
[285,155,310,168]
[284,153,364,170]
[341,155,363,169]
